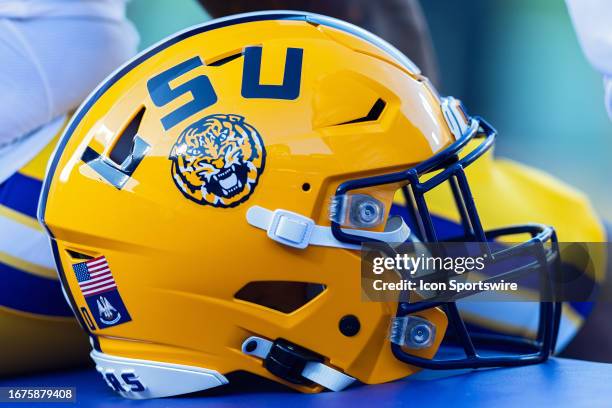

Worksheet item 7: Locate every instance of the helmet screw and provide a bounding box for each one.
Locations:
[358,201,378,224]
[339,315,360,337]
[408,323,433,347]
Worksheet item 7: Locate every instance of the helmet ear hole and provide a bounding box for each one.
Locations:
[302,183,311,192]
[234,281,326,313]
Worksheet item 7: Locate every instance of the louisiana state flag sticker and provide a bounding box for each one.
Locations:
[72,256,131,329]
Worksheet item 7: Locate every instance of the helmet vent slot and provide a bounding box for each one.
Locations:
[109,106,146,165]
[208,51,243,66]
[234,281,326,313]
[335,98,386,125]
[65,249,95,260]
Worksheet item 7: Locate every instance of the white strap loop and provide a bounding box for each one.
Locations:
[241,336,355,392]
[246,206,410,250]
[302,361,356,391]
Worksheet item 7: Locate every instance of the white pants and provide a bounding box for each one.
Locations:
[0,4,138,147]
[566,0,612,120]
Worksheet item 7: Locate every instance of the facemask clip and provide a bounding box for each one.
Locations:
[330,194,385,229]
[389,315,436,349]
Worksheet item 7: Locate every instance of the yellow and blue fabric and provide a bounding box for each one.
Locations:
[0,117,89,375]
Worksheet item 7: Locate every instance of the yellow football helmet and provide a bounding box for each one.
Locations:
[40,11,561,399]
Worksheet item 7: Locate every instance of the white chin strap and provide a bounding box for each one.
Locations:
[241,336,355,391]
[246,206,411,249]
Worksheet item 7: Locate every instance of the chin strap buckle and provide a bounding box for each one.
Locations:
[266,209,315,249]
[241,336,355,391]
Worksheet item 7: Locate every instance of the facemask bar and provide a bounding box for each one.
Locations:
[391,224,561,369]
[329,115,562,370]
[330,115,487,245]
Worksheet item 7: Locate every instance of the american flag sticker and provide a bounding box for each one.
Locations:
[74,257,116,296]
[72,256,131,329]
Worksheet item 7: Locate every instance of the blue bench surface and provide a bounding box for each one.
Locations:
[1,357,611,407]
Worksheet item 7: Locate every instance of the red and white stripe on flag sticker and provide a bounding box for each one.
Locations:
[73,256,117,297]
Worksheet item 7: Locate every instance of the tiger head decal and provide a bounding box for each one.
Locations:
[169,114,265,208]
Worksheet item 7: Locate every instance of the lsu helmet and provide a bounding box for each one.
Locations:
[39,11,562,398]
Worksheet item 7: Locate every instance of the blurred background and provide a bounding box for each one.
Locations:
[127,0,612,220]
